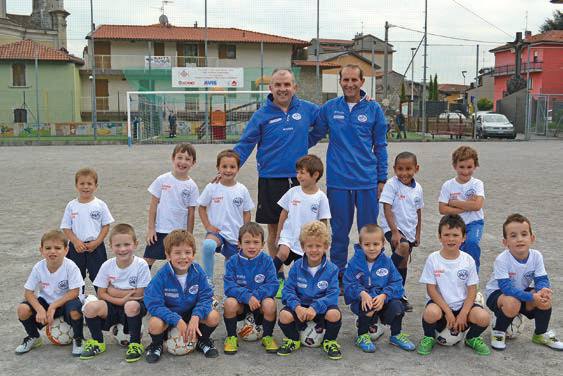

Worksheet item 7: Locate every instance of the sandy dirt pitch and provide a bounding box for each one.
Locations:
[1,140,561,376]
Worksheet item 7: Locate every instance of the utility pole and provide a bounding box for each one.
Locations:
[411,47,415,118]
[421,0,428,139]
[90,0,97,140]
[383,21,389,103]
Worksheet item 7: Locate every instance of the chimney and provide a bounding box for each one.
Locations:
[194,21,198,29]
[525,30,532,39]
[243,31,246,38]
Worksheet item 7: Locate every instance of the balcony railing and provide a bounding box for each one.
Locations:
[492,61,543,76]
[84,54,219,71]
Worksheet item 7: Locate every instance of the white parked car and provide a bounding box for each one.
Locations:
[475,113,516,139]
[438,112,466,120]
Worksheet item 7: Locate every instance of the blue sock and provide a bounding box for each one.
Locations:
[391,252,403,269]
[422,318,436,338]
[70,317,84,339]
[85,316,104,343]
[390,314,404,336]
[357,314,371,336]
[466,324,487,340]
[224,316,238,337]
[273,256,284,272]
[20,317,40,338]
[324,318,342,341]
[278,320,300,341]
[492,309,513,332]
[127,313,144,344]
[534,308,551,335]
[201,239,217,279]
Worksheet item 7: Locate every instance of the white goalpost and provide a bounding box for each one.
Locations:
[126,90,269,146]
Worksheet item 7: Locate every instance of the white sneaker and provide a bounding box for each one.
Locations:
[15,336,41,355]
[72,338,84,356]
[532,330,563,351]
[491,330,506,351]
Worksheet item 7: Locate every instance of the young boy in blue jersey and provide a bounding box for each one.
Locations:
[379,151,423,312]
[343,224,415,353]
[143,229,220,364]
[277,221,342,360]
[222,222,279,354]
[484,213,563,351]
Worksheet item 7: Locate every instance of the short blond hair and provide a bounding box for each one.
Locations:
[299,220,330,248]
[40,230,68,248]
[75,167,98,184]
[164,229,196,256]
[109,223,137,243]
[359,223,384,243]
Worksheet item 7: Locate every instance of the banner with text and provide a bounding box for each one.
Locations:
[172,67,244,88]
[145,56,171,68]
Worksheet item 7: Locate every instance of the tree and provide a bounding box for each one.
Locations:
[477,98,493,111]
[400,81,407,102]
[433,74,439,101]
[539,10,563,33]
[427,77,433,100]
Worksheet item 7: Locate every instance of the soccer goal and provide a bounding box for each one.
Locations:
[126,90,269,145]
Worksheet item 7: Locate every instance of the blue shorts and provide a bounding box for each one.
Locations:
[384,231,415,254]
[206,232,239,259]
[486,289,536,320]
[144,232,168,260]
[21,297,82,329]
[236,304,264,325]
[100,300,147,332]
[351,298,404,325]
[281,304,340,331]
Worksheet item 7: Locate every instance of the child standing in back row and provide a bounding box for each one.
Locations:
[439,146,484,272]
[145,143,199,270]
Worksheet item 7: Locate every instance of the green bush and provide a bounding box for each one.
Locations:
[477,98,493,111]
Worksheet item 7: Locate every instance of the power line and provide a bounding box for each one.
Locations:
[451,0,512,37]
[391,24,505,44]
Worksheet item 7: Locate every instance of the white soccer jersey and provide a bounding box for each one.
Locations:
[438,177,484,224]
[278,186,331,255]
[93,256,151,290]
[24,258,84,304]
[60,197,114,242]
[484,249,548,300]
[378,176,424,242]
[419,251,479,311]
[149,172,199,233]
[197,182,254,245]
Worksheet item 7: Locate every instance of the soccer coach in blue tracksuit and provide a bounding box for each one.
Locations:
[309,64,388,282]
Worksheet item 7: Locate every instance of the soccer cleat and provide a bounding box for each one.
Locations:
[80,339,106,359]
[125,342,144,362]
[322,339,342,360]
[145,342,163,364]
[417,336,435,355]
[15,336,41,355]
[400,296,413,312]
[389,333,415,351]
[532,330,563,351]
[211,295,220,310]
[465,336,491,355]
[491,330,506,351]
[275,278,284,299]
[277,338,300,356]
[223,336,238,355]
[355,333,375,353]
[72,337,84,357]
[261,335,278,353]
[197,337,219,358]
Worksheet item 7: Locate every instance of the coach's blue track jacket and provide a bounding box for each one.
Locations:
[281,254,339,314]
[223,250,278,303]
[233,94,319,178]
[343,244,404,311]
[144,262,213,326]
[309,90,388,189]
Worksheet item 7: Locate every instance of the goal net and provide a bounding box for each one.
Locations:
[126,90,269,144]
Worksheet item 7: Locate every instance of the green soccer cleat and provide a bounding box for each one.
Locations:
[322,339,342,360]
[275,278,284,299]
[277,338,300,356]
[80,339,106,359]
[417,336,435,355]
[261,335,278,353]
[465,336,491,355]
[125,342,144,362]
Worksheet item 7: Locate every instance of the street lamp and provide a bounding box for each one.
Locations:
[461,70,467,105]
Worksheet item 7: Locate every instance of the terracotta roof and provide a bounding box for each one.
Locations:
[0,40,84,64]
[490,30,563,52]
[293,61,341,68]
[315,38,354,45]
[438,84,468,93]
[89,24,310,47]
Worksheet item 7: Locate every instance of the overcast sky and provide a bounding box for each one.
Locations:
[7,0,560,84]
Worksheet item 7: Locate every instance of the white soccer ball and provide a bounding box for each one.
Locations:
[236,312,263,341]
[355,318,384,341]
[166,327,197,356]
[506,314,525,338]
[436,328,465,346]
[82,295,98,312]
[110,323,144,347]
[300,321,325,348]
[45,317,73,346]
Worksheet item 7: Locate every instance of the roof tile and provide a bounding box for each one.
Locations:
[0,39,84,64]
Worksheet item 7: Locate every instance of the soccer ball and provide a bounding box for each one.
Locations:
[436,328,465,346]
[506,314,525,338]
[474,292,485,307]
[45,317,73,346]
[236,313,263,341]
[355,319,384,341]
[166,327,197,356]
[300,321,325,348]
[110,323,144,347]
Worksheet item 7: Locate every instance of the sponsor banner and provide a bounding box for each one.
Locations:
[172,67,244,88]
[145,56,171,68]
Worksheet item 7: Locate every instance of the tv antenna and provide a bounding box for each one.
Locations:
[152,1,173,26]
[152,1,173,14]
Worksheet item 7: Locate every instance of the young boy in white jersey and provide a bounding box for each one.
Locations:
[417,214,490,356]
[484,213,563,351]
[438,146,484,272]
[198,149,254,287]
[379,151,423,312]
[80,224,151,362]
[144,229,220,364]
[145,143,199,270]
[274,154,331,298]
[223,222,279,354]
[61,167,114,284]
[16,230,85,356]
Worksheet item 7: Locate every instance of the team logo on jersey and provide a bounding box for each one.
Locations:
[129,276,137,287]
[233,197,243,207]
[357,114,368,123]
[189,285,199,294]
[58,280,69,290]
[311,204,319,214]
[414,197,422,206]
[465,189,476,199]
[376,268,389,277]
[255,274,265,283]
[182,189,191,202]
[292,113,302,120]
[523,271,534,283]
[317,280,329,289]
[457,269,469,280]
[90,211,101,220]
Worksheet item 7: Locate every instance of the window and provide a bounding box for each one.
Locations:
[14,108,27,122]
[218,44,236,59]
[12,63,26,86]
